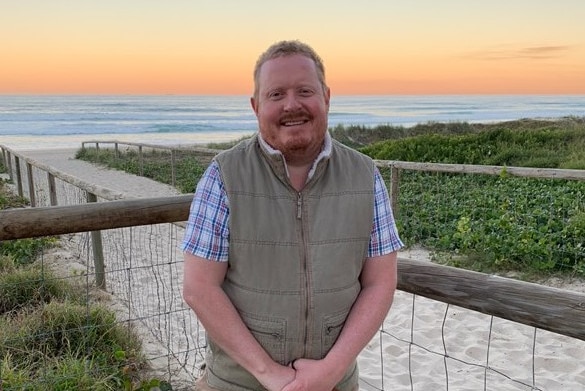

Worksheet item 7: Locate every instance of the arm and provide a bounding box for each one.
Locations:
[284,252,398,391]
[183,252,296,390]
[325,251,398,371]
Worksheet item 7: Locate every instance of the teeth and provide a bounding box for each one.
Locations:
[284,120,305,126]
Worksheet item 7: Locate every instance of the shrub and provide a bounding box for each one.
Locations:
[0,237,57,266]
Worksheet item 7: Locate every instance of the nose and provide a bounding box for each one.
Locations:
[283,93,302,111]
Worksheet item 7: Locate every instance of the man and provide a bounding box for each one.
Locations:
[182,40,403,391]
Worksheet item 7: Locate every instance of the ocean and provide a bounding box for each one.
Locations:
[1,95,584,150]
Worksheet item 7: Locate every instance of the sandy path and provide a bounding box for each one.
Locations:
[20,148,182,198]
[12,148,585,391]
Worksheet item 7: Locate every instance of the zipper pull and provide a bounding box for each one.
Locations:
[297,193,302,219]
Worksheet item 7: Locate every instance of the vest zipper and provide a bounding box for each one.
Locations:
[297,191,312,358]
[296,193,302,219]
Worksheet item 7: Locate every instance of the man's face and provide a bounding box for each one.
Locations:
[251,54,330,165]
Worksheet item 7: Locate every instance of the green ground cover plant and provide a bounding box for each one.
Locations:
[393,171,585,276]
[0,172,171,390]
[75,148,206,193]
[74,117,585,279]
[360,117,585,277]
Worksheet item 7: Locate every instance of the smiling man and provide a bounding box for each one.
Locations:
[182,40,403,391]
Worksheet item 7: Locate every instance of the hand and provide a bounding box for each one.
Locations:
[255,362,296,391]
[281,358,341,391]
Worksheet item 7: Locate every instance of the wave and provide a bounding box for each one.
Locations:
[1,95,584,138]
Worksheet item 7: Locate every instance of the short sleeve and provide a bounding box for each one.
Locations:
[181,161,230,261]
[368,167,404,257]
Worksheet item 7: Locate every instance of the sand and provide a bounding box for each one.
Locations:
[7,147,585,390]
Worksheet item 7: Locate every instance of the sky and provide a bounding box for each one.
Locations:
[2,0,585,95]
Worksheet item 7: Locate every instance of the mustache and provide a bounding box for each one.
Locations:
[279,111,311,122]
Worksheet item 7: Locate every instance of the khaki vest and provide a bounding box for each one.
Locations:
[206,135,375,391]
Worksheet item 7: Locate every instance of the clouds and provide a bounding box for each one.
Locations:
[466,45,572,61]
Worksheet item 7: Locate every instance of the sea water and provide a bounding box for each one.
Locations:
[1,95,584,150]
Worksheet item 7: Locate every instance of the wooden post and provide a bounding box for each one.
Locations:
[390,166,400,216]
[48,172,58,206]
[7,151,13,182]
[26,162,36,207]
[115,142,119,159]
[139,145,144,176]
[171,149,176,187]
[87,192,106,290]
[14,156,23,197]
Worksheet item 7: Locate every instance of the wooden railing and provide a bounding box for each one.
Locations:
[80,140,220,187]
[2,143,585,343]
[1,196,584,341]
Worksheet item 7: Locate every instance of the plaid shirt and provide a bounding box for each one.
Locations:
[181,159,403,261]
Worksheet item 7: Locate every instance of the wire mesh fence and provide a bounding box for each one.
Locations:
[2,144,585,390]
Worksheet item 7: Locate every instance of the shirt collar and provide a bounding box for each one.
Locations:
[257,132,332,181]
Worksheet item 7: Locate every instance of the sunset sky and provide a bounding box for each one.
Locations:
[2,1,584,95]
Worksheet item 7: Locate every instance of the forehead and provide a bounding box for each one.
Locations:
[258,54,320,91]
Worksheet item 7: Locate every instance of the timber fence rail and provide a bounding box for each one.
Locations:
[2,199,585,341]
[2,142,585,390]
[79,140,220,187]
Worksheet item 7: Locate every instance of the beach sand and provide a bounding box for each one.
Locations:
[0,131,249,151]
[7,147,585,390]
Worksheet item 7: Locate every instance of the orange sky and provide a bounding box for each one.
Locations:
[2,1,584,95]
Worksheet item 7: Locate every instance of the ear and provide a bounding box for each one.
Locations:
[250,96,259,116]
[324,86,331,110]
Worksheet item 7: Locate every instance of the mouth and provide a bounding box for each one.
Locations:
[280,117,310,127]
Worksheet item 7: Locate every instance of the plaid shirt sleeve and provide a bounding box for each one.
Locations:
[181,161,230,262]
[368,167,404,257]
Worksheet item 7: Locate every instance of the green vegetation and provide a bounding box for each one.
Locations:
[0,179,28,210]
[0,237,57,266]
[73,117,585,280]
[75,147,207,193]
[0,256,154,389]
[358,117,585,169]
[331,117,585,163]
[392,171,584,276]
[355,117,585,278]
[0,176,171,390]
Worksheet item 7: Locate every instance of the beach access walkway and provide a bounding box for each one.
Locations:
[19,147,182,199]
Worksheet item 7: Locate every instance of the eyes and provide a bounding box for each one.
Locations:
[267,87,316,101]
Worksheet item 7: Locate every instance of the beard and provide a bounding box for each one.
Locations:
[279,132,324,164]
[258,107,329,166]
[260,119,328,166]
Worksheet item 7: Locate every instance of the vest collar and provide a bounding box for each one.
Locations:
[257,132,332,183]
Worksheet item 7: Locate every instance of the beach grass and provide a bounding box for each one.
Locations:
[0,179,171,390]
[74,117,585,280]
[357,116,585,169]
[74,148,206,194]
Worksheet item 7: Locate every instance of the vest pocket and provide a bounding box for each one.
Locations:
[240,311,287,365]
[321,309,349,356]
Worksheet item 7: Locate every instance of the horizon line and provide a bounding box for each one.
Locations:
[2,92,585,97]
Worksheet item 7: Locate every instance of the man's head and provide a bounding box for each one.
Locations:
[253,40,328,101]
[251,40,331,166]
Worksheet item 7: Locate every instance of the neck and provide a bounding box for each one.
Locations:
[286,163,311,191]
